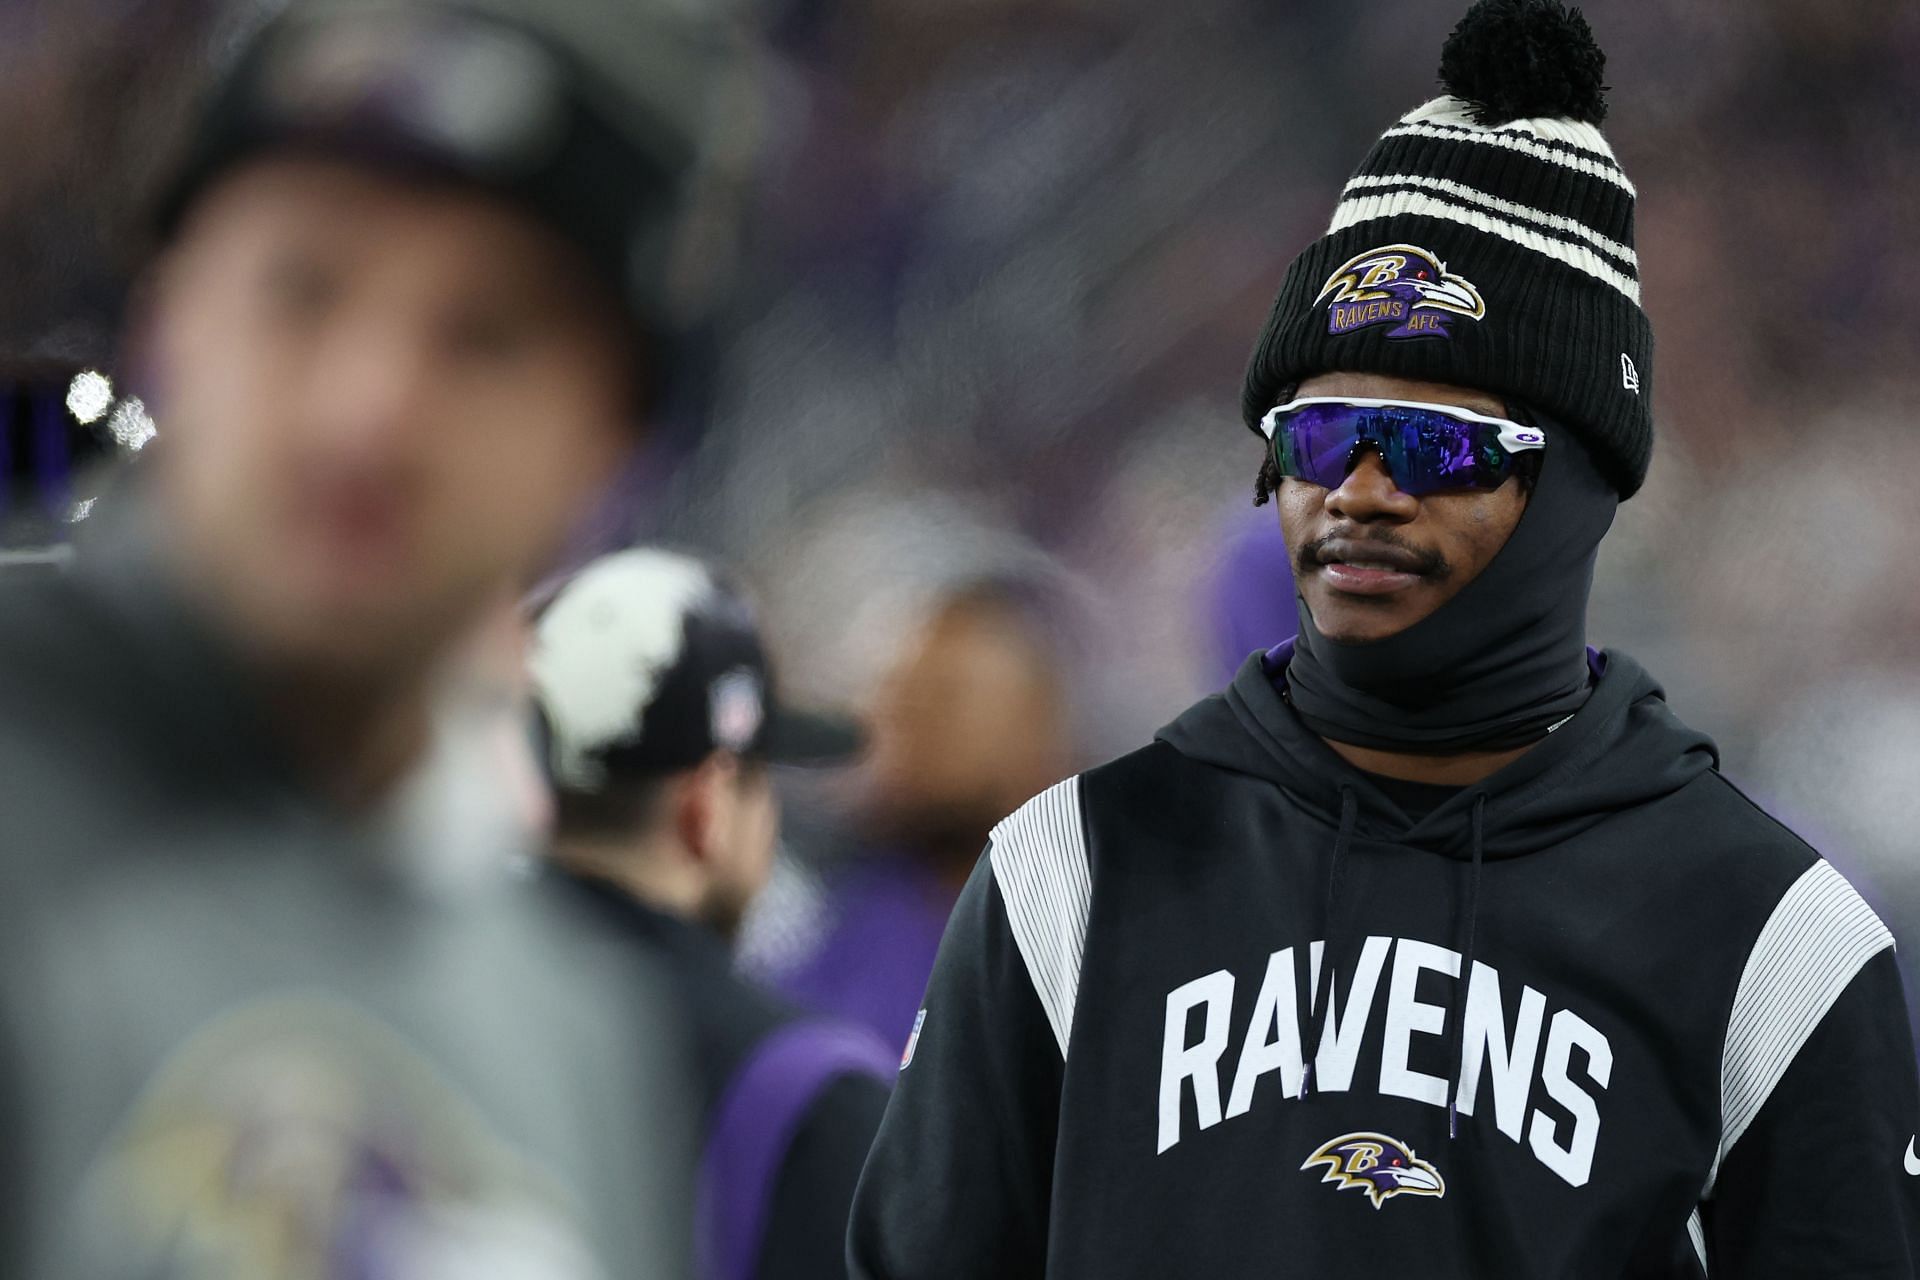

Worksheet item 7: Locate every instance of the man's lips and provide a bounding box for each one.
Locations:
[1311,538,1431,596]
[287,479,416,580]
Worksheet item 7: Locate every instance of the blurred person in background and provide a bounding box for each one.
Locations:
[755,577,1074,1049]
[852,3,1920,1277]
[530,546,892,1280]
[0,0,751,1272]
[1206,505,1297,683]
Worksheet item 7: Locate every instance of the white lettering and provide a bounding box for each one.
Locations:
[1152,937,1612,1185]
[1379,939,1459,1106]
[1529,1008,1613,1186]
[1226,947,1303,1118]
[1309,935,1392,1092]
[1457,962,1546,1142]
[1157,969,1236,1153]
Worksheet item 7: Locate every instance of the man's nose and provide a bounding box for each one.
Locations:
[301,320,435,457]
[1323,448,1420,523]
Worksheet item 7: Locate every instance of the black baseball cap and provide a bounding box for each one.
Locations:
[154,0,746,412]
[529,548,863,793]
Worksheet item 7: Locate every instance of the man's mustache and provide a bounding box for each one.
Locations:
[1296,525,1450,580]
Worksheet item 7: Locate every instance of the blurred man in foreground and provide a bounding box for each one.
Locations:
[530,547,892,1280]
[0,0,743,1272]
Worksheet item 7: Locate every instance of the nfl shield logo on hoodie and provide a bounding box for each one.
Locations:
[901,1008,927,1071]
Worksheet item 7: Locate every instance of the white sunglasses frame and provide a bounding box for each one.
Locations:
[1258,396,1548,457]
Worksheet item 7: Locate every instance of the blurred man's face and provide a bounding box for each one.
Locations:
[148,158,633,675]
[859,597,1069,862]
[1277,371,1529,645]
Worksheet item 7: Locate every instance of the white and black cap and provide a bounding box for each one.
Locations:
[529,548,861,793]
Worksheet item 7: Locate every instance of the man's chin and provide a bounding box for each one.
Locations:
[228,579,481,679]
[1302,593,1435,646]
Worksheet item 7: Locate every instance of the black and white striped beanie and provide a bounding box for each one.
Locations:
[1242,0,1653,497]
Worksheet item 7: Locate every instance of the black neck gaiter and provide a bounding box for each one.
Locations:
[1284,413,1619,754]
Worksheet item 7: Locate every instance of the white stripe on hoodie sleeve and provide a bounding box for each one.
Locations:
[989,778,1092,1058]
[1703,859,1894,1197]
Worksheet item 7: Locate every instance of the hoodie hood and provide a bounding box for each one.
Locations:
[1157,640,1717,863]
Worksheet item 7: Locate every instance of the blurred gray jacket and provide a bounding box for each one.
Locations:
[0,520,698,1278]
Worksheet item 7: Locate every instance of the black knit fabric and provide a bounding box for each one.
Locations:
[1241,29,1656,498]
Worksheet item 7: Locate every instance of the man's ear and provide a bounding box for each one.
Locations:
[671,751,739,865]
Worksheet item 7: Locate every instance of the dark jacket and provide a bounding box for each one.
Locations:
[850,647,1920,1278]
[0,542,700,1278]
[552,874,893,1280]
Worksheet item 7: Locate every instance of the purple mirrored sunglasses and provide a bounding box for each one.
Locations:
[1259,397,1546,497]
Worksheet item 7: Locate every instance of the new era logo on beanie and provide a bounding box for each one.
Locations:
[1242,0,1655,498]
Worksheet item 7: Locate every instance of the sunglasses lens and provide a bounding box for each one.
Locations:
[1273,404,1366,487]
[1268,402,1536,496]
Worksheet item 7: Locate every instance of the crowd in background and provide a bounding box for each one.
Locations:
[4,0,1919,1031]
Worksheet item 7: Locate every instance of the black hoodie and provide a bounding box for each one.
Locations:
[850,649,1920,1278]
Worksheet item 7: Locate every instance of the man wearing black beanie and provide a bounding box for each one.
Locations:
[849,3,1920,1276]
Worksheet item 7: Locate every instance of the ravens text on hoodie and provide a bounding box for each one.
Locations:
[848,648,1920,1278]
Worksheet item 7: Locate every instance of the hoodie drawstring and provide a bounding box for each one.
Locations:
[1301,784,1358,1099]
[1444,794,1487,1138]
